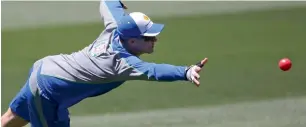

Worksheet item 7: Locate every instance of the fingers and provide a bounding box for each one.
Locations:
[192,68,201,87]
[120,1,128,9]
[123,5,128,9]
[188,58,208,87]
[194,66,201,73]
[194,71,200,79]
[201,58,208,65]
[194,73,200,87]
[193,78,200,87]
[193,58,207,86]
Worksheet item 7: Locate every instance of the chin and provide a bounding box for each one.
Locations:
[147,50,154,54]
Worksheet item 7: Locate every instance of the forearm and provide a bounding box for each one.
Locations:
[116,53,189,82]
[117,61,189,82]
[100,0,126,30]
[145,64,188,81]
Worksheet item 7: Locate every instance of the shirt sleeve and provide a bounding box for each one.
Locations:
[100,0,126,31]
[115,53,189,82]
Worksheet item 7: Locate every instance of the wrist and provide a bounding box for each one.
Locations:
[185,66,193,81]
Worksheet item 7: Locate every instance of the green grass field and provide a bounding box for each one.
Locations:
[2,6,306,126]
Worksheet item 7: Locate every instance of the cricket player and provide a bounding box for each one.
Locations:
[1,0,208,127]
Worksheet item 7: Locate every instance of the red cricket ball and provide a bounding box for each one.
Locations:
[279,58,292,71]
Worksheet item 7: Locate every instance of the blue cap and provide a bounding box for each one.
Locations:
[117,12,164,39]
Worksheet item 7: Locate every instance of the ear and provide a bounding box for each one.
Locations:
[128,38,136,44]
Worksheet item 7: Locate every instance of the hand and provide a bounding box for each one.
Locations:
[120,1,128,9]
[186,58,208,87]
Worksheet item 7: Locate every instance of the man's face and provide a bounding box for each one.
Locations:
[129,36,158,55]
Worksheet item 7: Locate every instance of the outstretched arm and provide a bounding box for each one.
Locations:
[100,0,127,31]
[115,53,208,86]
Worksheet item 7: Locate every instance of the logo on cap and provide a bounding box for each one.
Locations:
[143,15,150,21]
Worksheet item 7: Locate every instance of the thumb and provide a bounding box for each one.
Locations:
[196,58,208,68]
[201,58,208,65]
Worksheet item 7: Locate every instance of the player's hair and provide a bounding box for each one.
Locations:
[119,36,127,43]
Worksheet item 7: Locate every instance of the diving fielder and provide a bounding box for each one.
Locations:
[1,0,208,127]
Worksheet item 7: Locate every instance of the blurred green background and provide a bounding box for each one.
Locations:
[2,2,306,118]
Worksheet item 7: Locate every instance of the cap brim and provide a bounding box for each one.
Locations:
[142,23,164,37]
